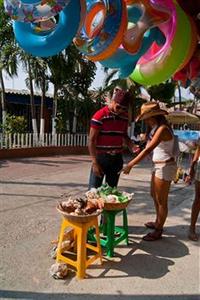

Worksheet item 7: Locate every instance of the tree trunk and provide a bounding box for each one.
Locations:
[177,82,182,110]
[0,69,6,129]
[52,86,57,135]
[40,75,45,135]
[72,106,77,133]
[27,59,38,135]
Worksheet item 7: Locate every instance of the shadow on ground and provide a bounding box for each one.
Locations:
[0,291,198,300]
[87,230,189,280]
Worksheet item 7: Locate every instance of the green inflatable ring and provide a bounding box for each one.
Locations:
[130,3,193,86]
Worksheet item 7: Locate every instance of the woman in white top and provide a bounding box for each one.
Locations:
[185,146,200,241]
[123,102,177,241]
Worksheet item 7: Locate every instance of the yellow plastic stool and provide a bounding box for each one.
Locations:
[56,216,102,279]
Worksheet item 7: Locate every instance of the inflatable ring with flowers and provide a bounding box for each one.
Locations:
[4,0,70,22]
[13,0,81,57]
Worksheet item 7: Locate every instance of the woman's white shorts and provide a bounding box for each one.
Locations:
[152,161,177,181]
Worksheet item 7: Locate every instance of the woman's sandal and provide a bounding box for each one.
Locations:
[188,231,198,241]
[142,229,163,241]
[144,222,156,229]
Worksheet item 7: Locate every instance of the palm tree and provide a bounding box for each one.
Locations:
[0,3,18,128]
[20,52,38,135]
[47,53,71,134]
[48,45,96,134]
[32,58,49,135]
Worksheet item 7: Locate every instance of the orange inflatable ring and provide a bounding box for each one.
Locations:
[74,0,127,62]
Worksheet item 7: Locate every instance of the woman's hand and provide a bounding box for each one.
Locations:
[122,164,132,175]
[185,175,192,185]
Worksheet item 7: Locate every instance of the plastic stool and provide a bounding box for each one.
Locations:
[56,216,102,279]
[88,209,128,257]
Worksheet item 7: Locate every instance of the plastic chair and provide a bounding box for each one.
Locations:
[56,216,102,279]
[88,209,128,257]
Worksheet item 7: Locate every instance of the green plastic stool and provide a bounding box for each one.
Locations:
[88,208,128,257]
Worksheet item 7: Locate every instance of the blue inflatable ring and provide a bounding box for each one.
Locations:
[13,0,81,57]
[4,0,70,23]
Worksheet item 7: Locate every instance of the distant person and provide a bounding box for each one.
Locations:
[122,102,178,241]
[88,88,135,189]
[183,123,189,130]
[131,133,141,144]
[185,145,200,241]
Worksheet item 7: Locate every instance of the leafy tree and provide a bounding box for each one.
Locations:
[50,45,97,133]
[147,80,176,105]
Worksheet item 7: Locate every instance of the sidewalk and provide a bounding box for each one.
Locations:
[0,155,199,300]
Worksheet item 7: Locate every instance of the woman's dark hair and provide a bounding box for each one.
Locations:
[153,115,171,128]
[145,115,171,138]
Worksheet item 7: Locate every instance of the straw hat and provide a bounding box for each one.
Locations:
[136,102,168,121]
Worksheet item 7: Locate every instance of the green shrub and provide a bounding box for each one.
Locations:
[1,114,27,134]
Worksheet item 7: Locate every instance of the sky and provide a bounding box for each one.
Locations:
[3,62,194,100]
[3,62,105,92]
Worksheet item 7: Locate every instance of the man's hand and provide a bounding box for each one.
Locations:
[92,162,104,177]
[132,145,141,154]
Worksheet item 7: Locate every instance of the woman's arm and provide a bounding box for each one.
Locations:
[189,146,200,178]
[123,126,168,174]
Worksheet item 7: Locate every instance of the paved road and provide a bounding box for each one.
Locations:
[0,155,199,300]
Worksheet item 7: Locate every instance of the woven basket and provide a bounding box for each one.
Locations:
[103,199,132,211]
[56,204,102,223]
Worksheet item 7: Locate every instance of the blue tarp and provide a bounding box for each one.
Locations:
[174,130,200,141]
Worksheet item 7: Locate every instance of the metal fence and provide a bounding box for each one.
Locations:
[0,133,88,149]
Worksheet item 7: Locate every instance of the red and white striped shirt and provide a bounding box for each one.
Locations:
[90,106,128,154]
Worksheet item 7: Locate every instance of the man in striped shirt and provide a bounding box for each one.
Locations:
[88,88,135,189]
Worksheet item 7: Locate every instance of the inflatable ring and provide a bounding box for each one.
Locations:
[122,0,170,54]
[84,2,106,39]
[4,0,70,22]
[173,44,200,86]
[74,0,127,62]
[176,17,197,72]
[13,0,81,57]
[99,3,166,78]
[130,1,195,85]
[100,27,165,78]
